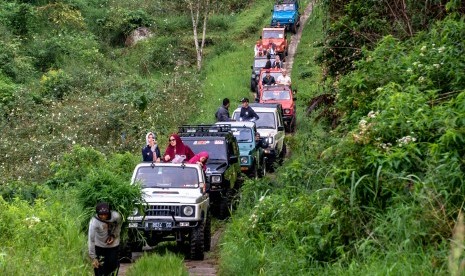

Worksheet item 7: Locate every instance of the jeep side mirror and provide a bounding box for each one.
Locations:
[293,97,298,101]
[293,89,297,94]
[278,126,285,131]
[230,156,238,164]
[260,36,262,39]
[251,65,253,70]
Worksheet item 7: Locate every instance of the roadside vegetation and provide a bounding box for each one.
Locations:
[0,0,464,275]
[220,1,465,275]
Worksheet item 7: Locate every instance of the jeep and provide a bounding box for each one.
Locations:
[178,125,241,219]
[126,162,210,260]
[215,122,268,178]
[271,0,301,33]
[250,55,276,93]
[232,103,286,170]
[259,84,297,132]
[260,27,288,61]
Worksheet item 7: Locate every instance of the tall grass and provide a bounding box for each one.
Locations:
[126,251,188,276]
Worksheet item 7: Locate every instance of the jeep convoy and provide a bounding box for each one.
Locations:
[126,162,210,260]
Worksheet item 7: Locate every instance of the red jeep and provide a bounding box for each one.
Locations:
[259,27,288,61]
[259,84,296,133]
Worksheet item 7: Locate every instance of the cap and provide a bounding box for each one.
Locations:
[240,97,249,103]
[96,202,110,215]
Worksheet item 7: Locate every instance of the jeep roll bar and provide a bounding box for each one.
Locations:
[178,124,232,137]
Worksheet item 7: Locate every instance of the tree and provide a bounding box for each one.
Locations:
[186,0,210,71]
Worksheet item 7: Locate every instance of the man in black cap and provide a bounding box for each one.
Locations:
[239,98,259,122]
[88,202,123,276]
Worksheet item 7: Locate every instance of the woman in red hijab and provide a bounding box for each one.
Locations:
[188,151,209,171]
[163,133,195,163]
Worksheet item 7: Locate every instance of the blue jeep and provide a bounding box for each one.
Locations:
[215,122,268,179]
[270,0,301,34]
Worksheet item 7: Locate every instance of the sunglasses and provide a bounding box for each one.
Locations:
[169,139,176,142]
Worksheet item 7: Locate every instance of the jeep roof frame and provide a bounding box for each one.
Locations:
[178,124,232,138]
[275,0,298,4]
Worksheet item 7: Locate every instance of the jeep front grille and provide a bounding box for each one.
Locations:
[145,205,181,217]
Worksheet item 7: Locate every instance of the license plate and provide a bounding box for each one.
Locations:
[128,222,138,228]
[145,221,173,230]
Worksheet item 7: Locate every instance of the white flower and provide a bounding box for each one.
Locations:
[433,64,440,69]
[420,45,427,52]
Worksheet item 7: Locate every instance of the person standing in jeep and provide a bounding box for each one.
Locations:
[239,98,259,122]
[215,98,234,122]
[142,132,161,162]
[88,202,122,276]
[163,134,195,162]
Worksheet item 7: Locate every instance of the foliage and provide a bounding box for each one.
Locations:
[317,0,458,78]
[126,250,188,276]
[0,191,90,275]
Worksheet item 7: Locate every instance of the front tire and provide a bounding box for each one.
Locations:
[189,223,205,260]
[204,214,212,251]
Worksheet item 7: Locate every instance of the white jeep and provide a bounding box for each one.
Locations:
[126,162,211,260]
[232,103,286,169]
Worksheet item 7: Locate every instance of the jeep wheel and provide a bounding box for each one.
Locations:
[189,223,205,260]
[259,161,266,178]
[204,214,212,251]
[279,143,287,164]
[219,189,234,220]
[291,23,297,34]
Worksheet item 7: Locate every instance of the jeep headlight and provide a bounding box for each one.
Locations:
[289,19,294,23]
[284,108,291,114]
[240,156,249,164]
[182,205,195,217]
[211,175,222,183]
[132,208,139,216]
[272,19,277,23]
[267,137,274,144]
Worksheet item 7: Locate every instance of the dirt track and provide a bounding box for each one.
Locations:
[118,2,315,275]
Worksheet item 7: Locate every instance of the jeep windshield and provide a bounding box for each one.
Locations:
[182,139,227,161]
[255,112,276,129]
[274,4,295,11]
[254,58,269,69]
[230,127,253,142]
[135,166,199,188]
[262,90,291,100]
[262,30,284,39]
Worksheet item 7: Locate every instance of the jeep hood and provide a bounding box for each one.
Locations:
[261,99,293,110]
[272,11,297,21]
[238,143,255,155]
[256,129,276,138]
[205,161,227,174]
[142,188,203,204]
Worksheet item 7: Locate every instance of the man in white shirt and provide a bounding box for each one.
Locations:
[277,69,291,86]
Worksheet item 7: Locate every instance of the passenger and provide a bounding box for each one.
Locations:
[277,69,291,86]
[163,134,195,163]
[272,55,283,69]
[239,98,259,122]
[188,151,209,171]
[142,132,161,162]
[215,98,234,122]
[262,70,276,86]
[254,41,264,57]
[267,42,276,55]
[264,54,272,69]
